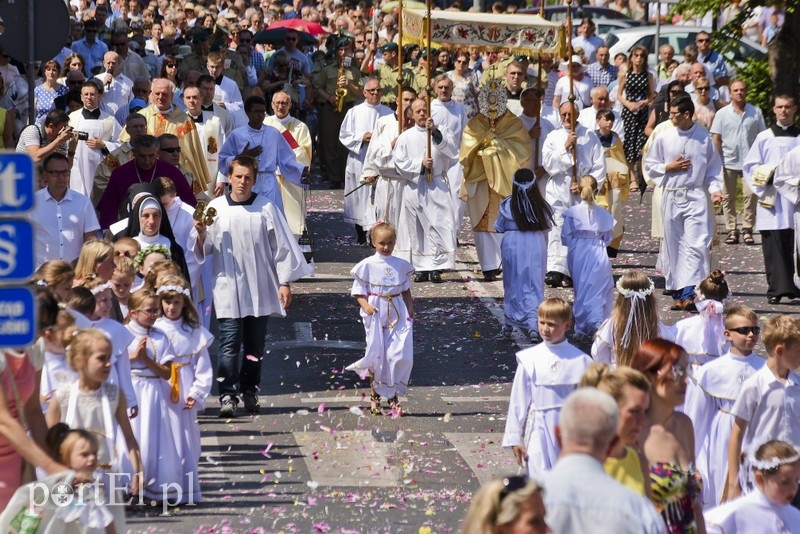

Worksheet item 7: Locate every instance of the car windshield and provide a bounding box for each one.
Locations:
[605,33,619,48]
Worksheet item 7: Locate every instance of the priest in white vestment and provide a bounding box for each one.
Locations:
[394,99,459,283]
[430,75,469,244]
[68,81,122,197]
[265,91,313,237]
[517,86,556,198]
[193,154,312,418]
[183,84,228,196]
[339,78,393,244]
[644,94,723,310]
[542,101,605,288]
[216,96,304,213]
[361,88,418,262]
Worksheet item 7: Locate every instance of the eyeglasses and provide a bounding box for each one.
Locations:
[135,308,160,316]
[696,86,710,92]
[499,476,528,503]
[365,88,380,94]
[273,100,291,106]
[696,38,710,42]
[161,146,181,153]
[44,169,70,176]
[657,363,691,382]
[729,326,761,336]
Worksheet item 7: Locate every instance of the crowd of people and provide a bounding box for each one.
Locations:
[0,0,798,530]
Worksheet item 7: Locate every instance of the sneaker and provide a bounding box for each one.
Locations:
[431,270,443,284]
[219,397,238,418]
[502,325,513,339]
[526,329,543,344]
[242,393,261,414]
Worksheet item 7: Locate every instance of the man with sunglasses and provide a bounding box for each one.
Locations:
[109,31,150,82]
[695,31,729,86]
[71,19,109,76]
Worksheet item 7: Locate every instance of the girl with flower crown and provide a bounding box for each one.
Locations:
[561,175,615,343]
[674,270,732,369]
[154,275,213,502]
[132,244,172,292]
[592,271,676,367]
[705,440,800,531]
[493,168,553,342]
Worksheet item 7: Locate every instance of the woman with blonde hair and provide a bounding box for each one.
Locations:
[461,476,550,534]
[592,271,675,367]
[73,240,115,285]
[581,363,652,497]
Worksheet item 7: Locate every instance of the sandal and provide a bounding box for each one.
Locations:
[725,230,739,245]
[369,391,382,415]
[742,230,755,246]
[388,396,403,416]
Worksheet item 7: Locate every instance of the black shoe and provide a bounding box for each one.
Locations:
[219,397,238,418]
[545,271,561,288]
[414,272,429,283]
[483,269,499,282]
[562,276,573,288]
[606,246,618,258]
[768,296,781,305]
[242,393,260,414]
[431,270,443,283]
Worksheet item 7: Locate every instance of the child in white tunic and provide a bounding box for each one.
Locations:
[154,275,214,503]
[562,175,615,340]
[726,315,800,500]
[706,440,800,532]
[503,298,593,477]
[125,289,182,503]
[683,305,765,509]
[494,168,554,343]
[675,270,731,369]
[592,271,676,368]
[40,309,77,412]
[45,328,142,513]
[346,223,415,416]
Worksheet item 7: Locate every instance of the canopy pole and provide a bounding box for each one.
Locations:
[566,0,578,188]
[533,0,546,176]
[425,0,432,183]
[397,0,404,136]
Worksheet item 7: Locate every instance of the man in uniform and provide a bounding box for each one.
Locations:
[369,42,416,110]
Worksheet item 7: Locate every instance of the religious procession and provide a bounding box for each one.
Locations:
[0,0,799,531]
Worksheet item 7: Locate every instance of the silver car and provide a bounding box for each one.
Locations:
[605,25,766,67]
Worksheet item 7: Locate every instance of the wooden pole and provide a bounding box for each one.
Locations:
[398,0,404,135]
[533,0,545,178]
[425,0,432,183]
[566,0,578,188]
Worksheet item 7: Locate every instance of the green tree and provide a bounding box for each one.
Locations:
[674,0,799,106]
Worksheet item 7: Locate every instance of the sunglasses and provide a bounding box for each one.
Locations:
[499,476,528,502]
[728,326,760,335]
[161,146,181,153]
[696,86,710,91]
[696,38,710,42]
[285,37,297,41]
[657,363,691,382]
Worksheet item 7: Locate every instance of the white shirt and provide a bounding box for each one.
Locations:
[705,490,800,533]
[94,72,133,115]
[730,365,800,454]
[577,106,625,141]
[553,75,594,109]
[709,103,765,170]
[544,454,668,534]
[31,187,99,268]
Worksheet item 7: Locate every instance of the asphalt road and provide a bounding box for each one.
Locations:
[126,186,789,533]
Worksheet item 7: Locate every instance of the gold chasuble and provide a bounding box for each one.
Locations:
[120,105,212,196]
[460,109,531,232]
[597,134,630,209]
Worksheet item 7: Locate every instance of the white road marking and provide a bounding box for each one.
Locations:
[298,396,407,404]
[268,321,365,350]
[294,431,399,487]
[440,396,508,403]
[444,432,521,484]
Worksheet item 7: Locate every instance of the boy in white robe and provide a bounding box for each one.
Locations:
[643,94,723,311]
[683,305,765,509]
[393,99,458,283]
[502,297,593,477]
[339,78,392,244]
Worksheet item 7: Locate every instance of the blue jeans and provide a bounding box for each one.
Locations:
[672,286,695,301]
[216,316,269,401]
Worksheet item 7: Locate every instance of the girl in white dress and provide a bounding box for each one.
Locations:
[503,298,593,477]
[154,275,213,503]
[124,289,181,503]
[684,305,766,509]
[705,440,800,533]
[592,271,676,368]
[675,269,731,368]
[45,328,142,512]
[39,309,77,412]
[562,175,615,341]
[346,223,415,416]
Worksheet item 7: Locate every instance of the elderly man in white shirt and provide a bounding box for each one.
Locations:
[543,388,667,534]
[31,153,99,268]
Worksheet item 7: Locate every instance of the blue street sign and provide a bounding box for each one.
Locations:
[0,220,34,283]
[0,153,34,214]
[0,287,36,348]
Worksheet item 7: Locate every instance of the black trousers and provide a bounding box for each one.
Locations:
[761,228,799,298]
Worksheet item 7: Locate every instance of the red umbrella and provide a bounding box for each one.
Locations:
[268,19,327,36]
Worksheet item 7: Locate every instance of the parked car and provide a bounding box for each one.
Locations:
[605,25,766,67]
[520,5,644,26]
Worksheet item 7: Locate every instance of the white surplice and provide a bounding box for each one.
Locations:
[339,101,393,226]
[394,124,459,271]
[743,129,800,232]
[502,339,593,477]
[431,98,469,236]
[195,194,313,319]
[542,124,605,275]
[683,351,765,509]
[362,113,411,261]
[644,123,723,291]
[68,108,122,196]
[704,490,800,534]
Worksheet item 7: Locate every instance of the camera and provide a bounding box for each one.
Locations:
[76,131,90,141]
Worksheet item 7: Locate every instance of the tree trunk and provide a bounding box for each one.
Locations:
[770,8,800,100]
